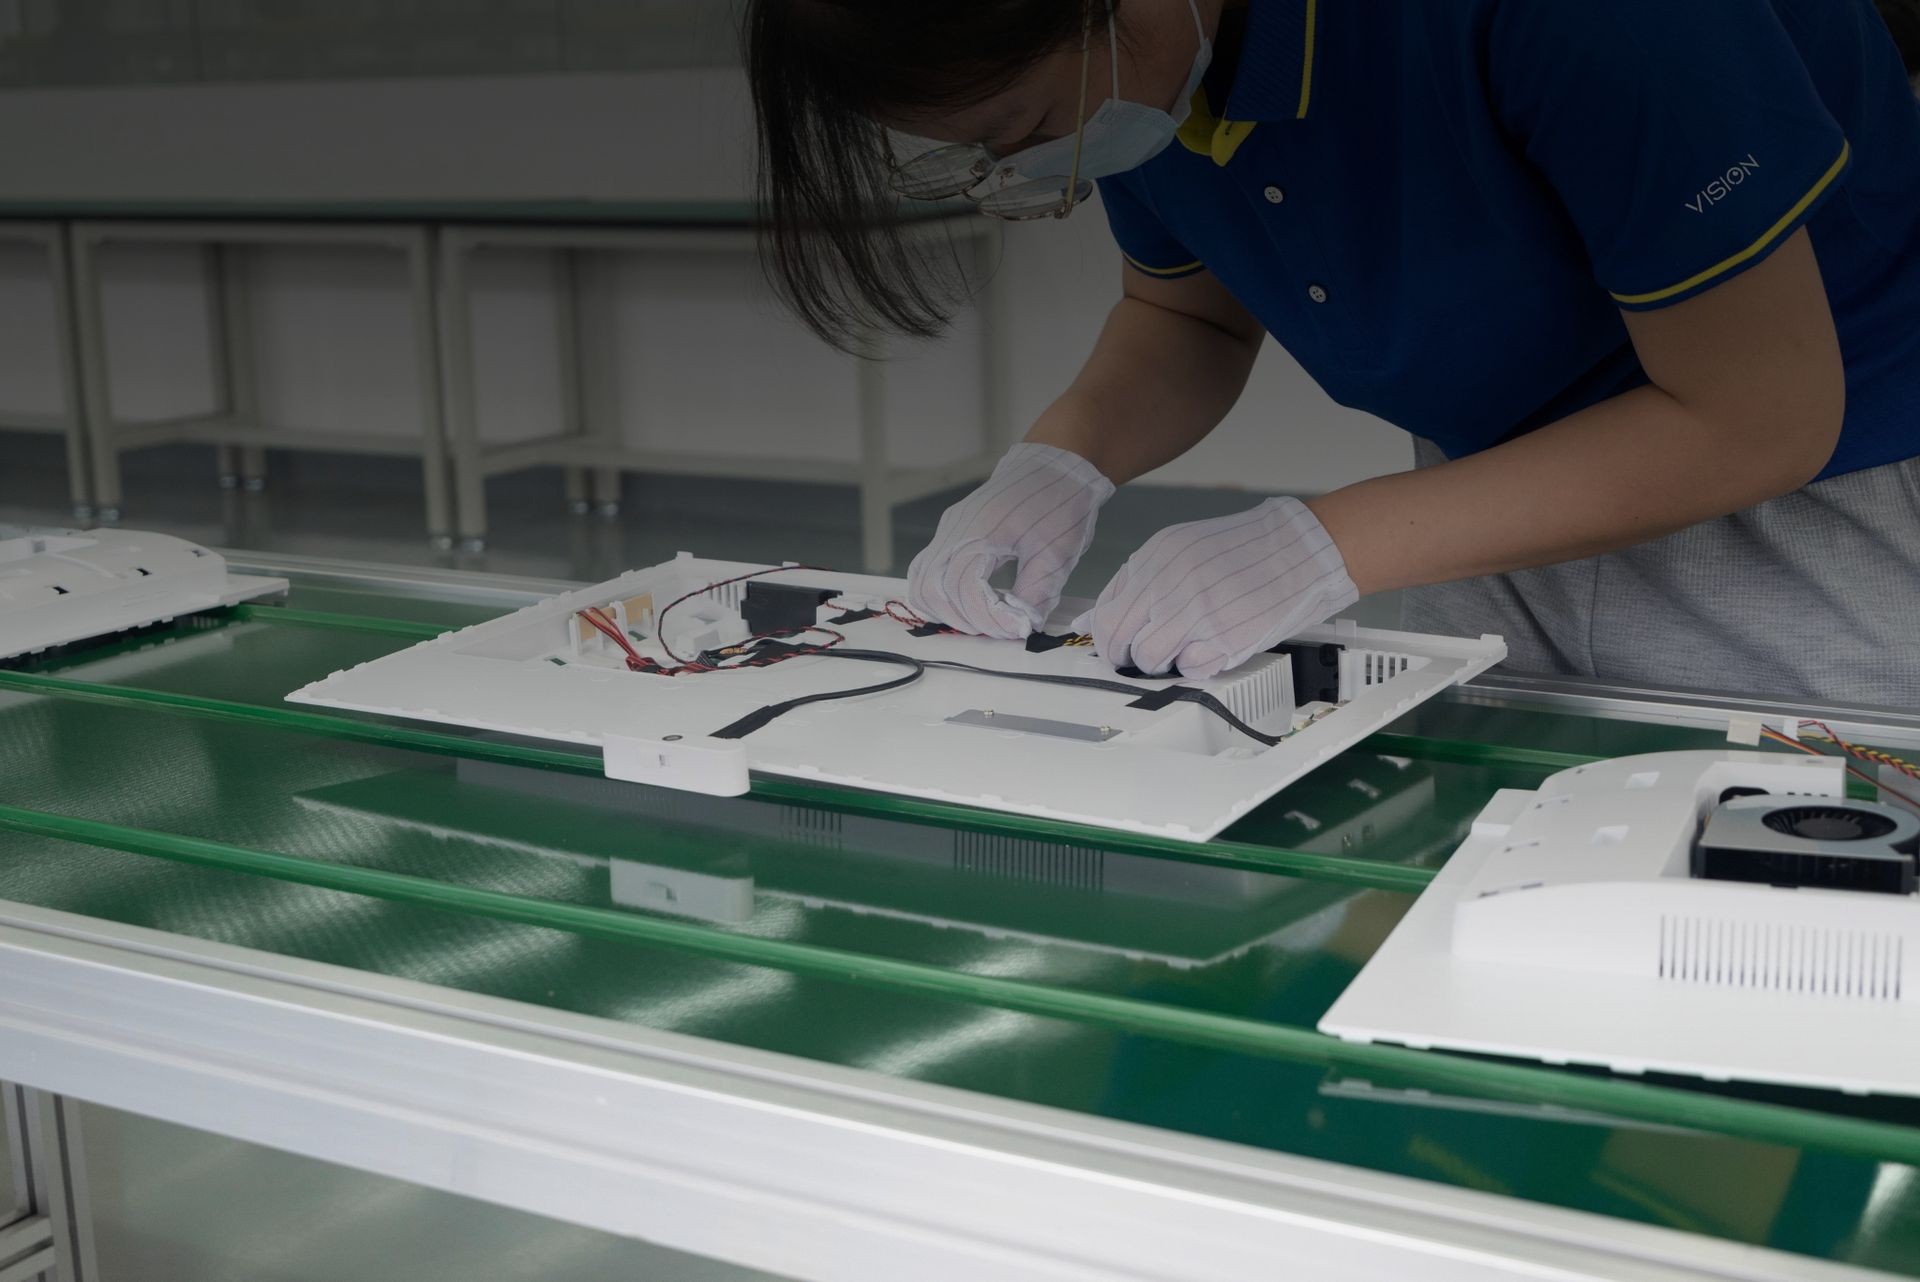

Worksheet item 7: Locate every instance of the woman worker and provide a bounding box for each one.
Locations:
[746,0,1920,704]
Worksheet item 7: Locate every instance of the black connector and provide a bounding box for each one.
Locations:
[1272,641,1343,705]
[1024,631,1088,654]
[741,580,840,637]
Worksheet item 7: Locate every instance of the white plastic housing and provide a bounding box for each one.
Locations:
[287,553,1504,842]
[0,529,287,661]
[1321,750,1920,1097]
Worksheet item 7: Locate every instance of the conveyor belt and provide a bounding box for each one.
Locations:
[2,559,1917,1274]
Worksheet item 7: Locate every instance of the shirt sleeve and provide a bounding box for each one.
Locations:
[1096,175,1208,280]
[1487,0,1852,310]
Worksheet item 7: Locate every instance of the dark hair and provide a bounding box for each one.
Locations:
[745,0,1105,352]
[1880,0,1920,74]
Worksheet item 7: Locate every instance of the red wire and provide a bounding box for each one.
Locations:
[1758,726,1920,811]
[576,605,848,678]
[652,565,829,664]
[579,567,945,679]
[577,606,649,671]
[1798,719,1920,782]
[883,600,956,634]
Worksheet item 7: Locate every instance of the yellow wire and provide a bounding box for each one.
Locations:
[1758,726,1920,810]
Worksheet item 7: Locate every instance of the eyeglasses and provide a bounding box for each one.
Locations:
[888,13,1097,221]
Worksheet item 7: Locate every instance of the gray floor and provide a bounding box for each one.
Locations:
[0,433,1401,627]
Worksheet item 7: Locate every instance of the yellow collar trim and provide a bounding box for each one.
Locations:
[1297,0,1318,119]
[1175,87,1259,167]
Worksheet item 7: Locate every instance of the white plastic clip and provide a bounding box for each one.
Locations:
[603,734,750,796]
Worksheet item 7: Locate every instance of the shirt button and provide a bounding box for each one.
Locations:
[1307,283,1329,304]
[1264,185,1285,204]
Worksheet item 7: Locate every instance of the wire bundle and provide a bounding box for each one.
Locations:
[571,565,1303,747]
[1758,719,1920,810]
[575,604,846,677]
[573,565,851,677]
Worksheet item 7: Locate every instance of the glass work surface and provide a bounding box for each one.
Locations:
[2,569,1919,1277]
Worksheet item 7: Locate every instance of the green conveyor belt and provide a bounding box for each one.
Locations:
[2,570,1917,1274]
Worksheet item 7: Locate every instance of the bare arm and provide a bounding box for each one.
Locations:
[1308,229,1846,593]
[1025,263,1265,483]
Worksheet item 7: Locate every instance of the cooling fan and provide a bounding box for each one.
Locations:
[1697,795,1920,895]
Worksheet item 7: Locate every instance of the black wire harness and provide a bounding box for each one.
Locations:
[711,642,1289,747]
[575,566,1293,750]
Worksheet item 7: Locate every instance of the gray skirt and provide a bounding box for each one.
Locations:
[1401,440,1920,706]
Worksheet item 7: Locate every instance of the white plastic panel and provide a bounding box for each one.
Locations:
[1321,750,1920,1097]
[0,529,287,660]
[287,554,1504,841]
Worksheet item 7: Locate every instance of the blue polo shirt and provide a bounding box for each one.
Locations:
[1098,0,1920,480]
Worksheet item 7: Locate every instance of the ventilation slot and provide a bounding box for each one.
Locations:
[1339,649,1423,700]
[954,833,1102,890]
[1657,916,1903,1000]
[704,582,745,609]
[782,806,844,849]
[1359,650,1415,687]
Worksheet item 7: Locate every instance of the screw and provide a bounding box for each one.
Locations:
[982,710,995,718]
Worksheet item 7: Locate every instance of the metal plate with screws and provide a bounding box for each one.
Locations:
[946,709,1120,743]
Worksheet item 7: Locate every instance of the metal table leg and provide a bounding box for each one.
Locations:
[856,334,892,574]
[554,248,594,517]
[210,244,267,492]
[441,230,486,552]
[69,231,121,526]
[576,250,624,519]
[46,227,95,523]
[408,230,454,548]
[2,1083,95,1282]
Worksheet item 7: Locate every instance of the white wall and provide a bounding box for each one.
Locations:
[0,70,1409,493]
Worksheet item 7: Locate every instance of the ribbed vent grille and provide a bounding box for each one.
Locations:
[782,806,843,848]
[1212,655,1292,727]
[1658,916,1904,1000]
[704,581,744,609]
[954,833,1102,889]
[1354,649,1416,688]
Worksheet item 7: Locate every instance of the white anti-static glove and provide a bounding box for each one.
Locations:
[1073,497,1359,679]
[907,443,1116,638]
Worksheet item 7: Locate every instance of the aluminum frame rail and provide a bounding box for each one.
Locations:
[0,901,1893,1282]
[1,1083,95,1282]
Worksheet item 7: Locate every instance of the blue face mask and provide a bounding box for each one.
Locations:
[995,0,1213,186]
